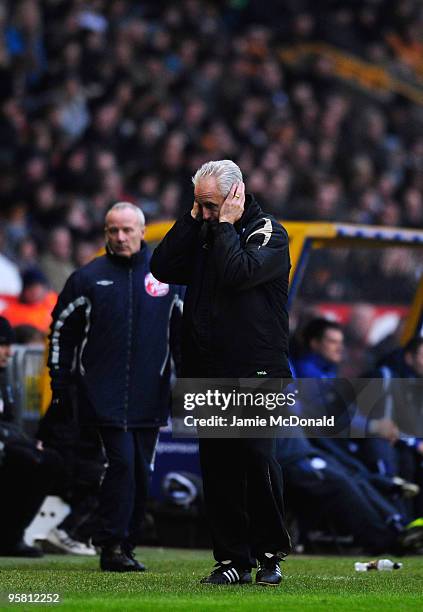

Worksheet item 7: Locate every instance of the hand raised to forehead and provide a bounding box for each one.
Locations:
[219,182,245,224]
[191,201,202,221]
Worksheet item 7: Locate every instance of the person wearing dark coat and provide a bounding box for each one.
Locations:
[0,316,62,557]
[48,202,183,572]
[151,160,291,587]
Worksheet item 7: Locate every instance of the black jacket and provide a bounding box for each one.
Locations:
[151,195,291,378]
[48,245,183,428]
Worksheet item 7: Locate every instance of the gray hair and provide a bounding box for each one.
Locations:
[106,202,145,227]
[192,160,243,198]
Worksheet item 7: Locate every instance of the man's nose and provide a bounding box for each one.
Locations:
[202,208,211,220]
[117,230,126,241]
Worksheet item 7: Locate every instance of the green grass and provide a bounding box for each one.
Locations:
[0,548,422,611]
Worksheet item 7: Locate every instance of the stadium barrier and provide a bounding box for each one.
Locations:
[9,345,45,426]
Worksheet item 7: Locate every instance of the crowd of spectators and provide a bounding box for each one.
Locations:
[0,0,422,302]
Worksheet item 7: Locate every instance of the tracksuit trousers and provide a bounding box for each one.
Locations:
[199,437,291,568]
[92,427,159,550]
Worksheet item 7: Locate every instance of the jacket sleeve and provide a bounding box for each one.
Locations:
[213,218,290,291]
[169,287,185,377]
[48,271,90,390]
[150,213,201,285]
[293,359,324,378]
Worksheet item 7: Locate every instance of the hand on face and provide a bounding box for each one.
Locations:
[191,201,202,221]
[219,182,245,224]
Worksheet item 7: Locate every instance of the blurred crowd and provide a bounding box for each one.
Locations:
[0,0,422,303]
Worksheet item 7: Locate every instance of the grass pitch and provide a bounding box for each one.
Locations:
[0,548,422,611]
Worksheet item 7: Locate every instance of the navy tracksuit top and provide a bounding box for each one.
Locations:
[48,244,182,428]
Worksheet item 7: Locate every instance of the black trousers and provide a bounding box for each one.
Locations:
[199,437,291,568]
[59,429,105,540]
[0,443,62,548]
[92,427,159,549]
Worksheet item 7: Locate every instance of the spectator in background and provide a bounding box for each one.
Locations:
[74,240,99,268]
[0,227,22,296]
[293,317,400,442]
[15,236,40,272]
[358,337,423,520]
[293,318,344,379]
[13,324,45,345]
[292,317,422,521]
[277,428,423,555]
[57,76,90,142]
[0,269,57,334]
[37,406,103,557]
[0,315,62,557]
[40,227,75,292]
[0,251,22,296]
[5,0,46,84]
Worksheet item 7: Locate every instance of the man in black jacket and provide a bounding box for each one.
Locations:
[151,160,291,586]
[48,202,182,572]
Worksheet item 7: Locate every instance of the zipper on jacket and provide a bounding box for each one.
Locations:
[124,265,133,431]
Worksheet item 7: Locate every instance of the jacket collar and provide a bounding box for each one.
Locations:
[234,193,263,234]
[105,242,148,265]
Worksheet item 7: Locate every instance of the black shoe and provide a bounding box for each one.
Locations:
[100,545,142,572]
[0,540,44,558]
[200,562,252,585]
[125,549,146,572]
[256,554,284,586]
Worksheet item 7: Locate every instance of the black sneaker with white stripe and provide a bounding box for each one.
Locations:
[256,554,283,586]
[200,562,252,585]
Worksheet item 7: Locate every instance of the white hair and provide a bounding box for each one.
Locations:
[192,160,243,197]
[106,202,145,227]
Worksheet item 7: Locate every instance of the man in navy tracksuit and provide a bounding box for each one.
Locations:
[48,202,182,572]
